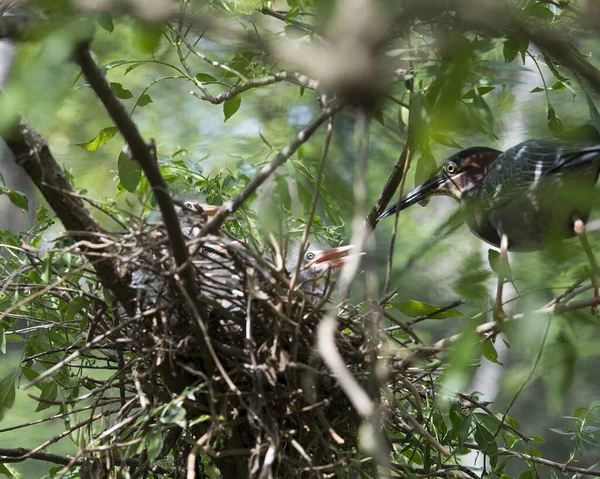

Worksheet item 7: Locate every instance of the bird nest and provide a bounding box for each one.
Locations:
[119,218,372,476]
[14,208,435,478]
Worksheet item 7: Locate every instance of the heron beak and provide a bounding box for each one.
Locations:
[377,174,448,220]
[305,245,363,271]
[399,175,449,210]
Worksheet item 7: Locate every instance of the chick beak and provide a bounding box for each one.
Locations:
[305,245,363,272]
[183,202,237,221]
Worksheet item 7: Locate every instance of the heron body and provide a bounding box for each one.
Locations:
[380,137,600,251]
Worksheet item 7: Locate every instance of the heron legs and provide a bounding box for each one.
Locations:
[574,219,600,311]
[494,234,509,321]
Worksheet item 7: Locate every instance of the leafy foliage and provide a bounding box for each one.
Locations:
[1,0,600,478]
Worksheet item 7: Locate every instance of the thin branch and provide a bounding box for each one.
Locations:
[198,101,343,236]
[258,7,316,32]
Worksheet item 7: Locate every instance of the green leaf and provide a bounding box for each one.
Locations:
[525,4,554,19]
[462,86,495,99]
[195,73,217,83]
[0,373,16,421]
[136,23,162,52]
[138,94,153,107]
[146,429,163,461]
[259,130,272,150]
[97,13,114,33]
[125,62,145,75]
[110,82,134,99]
[65,297,89,322]
[118,152,142,192]
[371,104,384,125]
[21,367,40,385]
[530,87,545,93]
[414,150,437,188]
[77,127,119,151]
[0,463,22,478]
[223,95,242,122]
[574,407,591,419]
[543,54,568,82]
[35,381,58,412]
[549,427,575,436]
[390,300,464,319]
[0,326,4,354]
[0,187,28,211]
[458,414,472,447]
[550,81,566,90]
[430,133,463,149]
[487,249,512,281]
[503,36,519,63]
[480,339,502,365]
[285,6,300,22]
[546,103,563,134]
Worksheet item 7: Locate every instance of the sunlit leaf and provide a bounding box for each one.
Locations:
[118,152,142,192]
[77,127,119,151]
[390,300,464,319]
[431,133,463,149]
[462,86,495,99]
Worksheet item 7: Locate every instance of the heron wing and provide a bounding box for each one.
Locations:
[477,137,600,209]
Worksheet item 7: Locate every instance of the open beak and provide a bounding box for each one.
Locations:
[304,245,364,272]
[378,174,447,220]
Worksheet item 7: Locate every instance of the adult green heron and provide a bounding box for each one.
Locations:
[379,136,600,318]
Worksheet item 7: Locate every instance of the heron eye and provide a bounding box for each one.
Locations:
[306,252,315,261]
[184,201,195,210]
[444,162,457,175]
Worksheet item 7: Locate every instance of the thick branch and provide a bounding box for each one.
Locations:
[4,117,135,315]
[73,45,195,286]
[73,45,218,378]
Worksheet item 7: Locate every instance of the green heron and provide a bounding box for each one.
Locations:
[379,136,600,318]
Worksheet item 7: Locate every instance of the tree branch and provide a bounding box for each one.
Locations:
[198,101,343,236]
[4,117,136,315]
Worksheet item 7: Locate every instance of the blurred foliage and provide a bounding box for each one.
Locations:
[0,0,600,477]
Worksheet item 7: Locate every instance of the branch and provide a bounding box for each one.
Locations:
[0,447,173,476]
[73,45,194,284]
[258,7,316,32]
[365,141,410,230]
[453,0,600,95]
[73,45,218,376]
[198,100,343,236]
[4,117,136,315]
